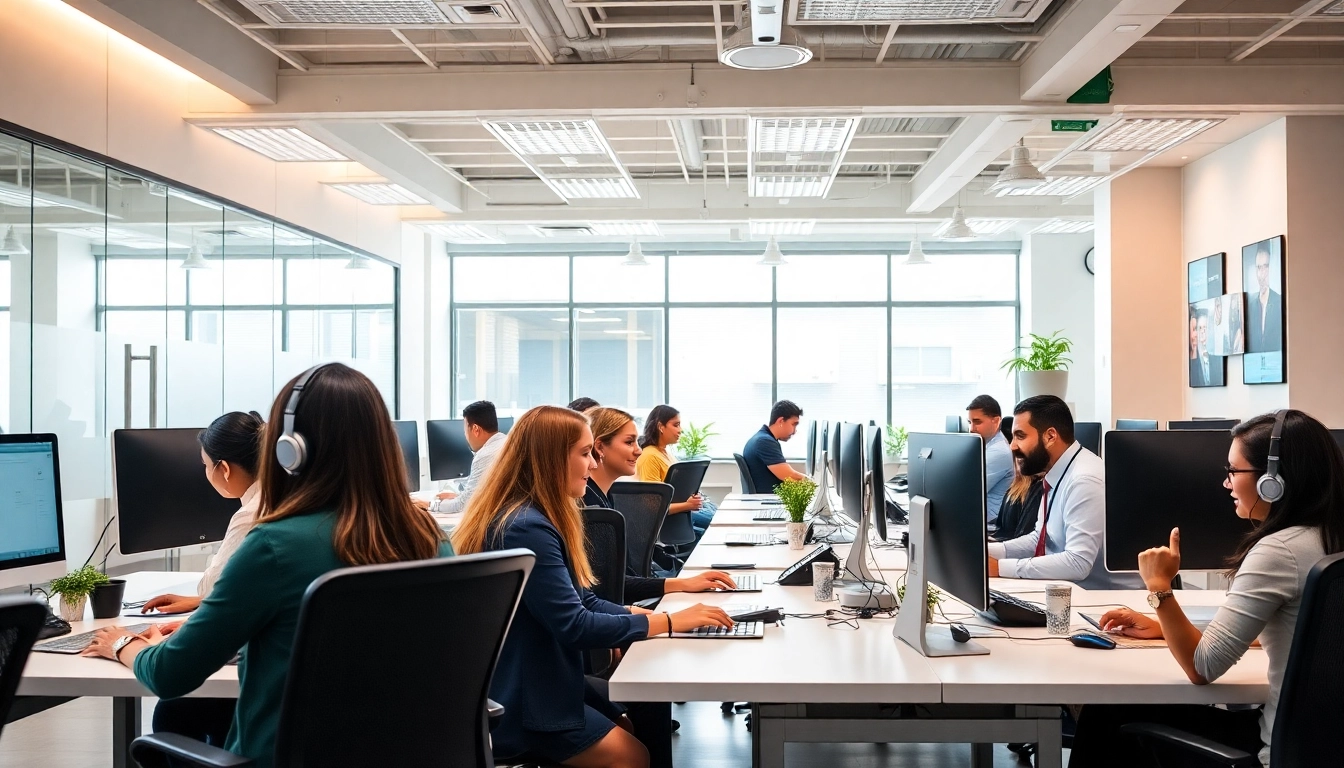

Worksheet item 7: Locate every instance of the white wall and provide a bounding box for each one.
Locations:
[1022,232,1097,420]
[1182,119,1289,419]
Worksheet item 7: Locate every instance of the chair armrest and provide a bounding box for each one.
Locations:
[487,698,505,719]
[130,733,254,768]
[1118,723,1261,768]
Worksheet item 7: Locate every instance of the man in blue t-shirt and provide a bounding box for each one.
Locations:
[742,400,808,494]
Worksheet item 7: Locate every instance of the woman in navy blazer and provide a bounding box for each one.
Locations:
[453,405,731,767]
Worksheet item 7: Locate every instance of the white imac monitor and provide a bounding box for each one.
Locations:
[0,434,67,590]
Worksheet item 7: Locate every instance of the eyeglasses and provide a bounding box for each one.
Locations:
[1224,465,1262,483]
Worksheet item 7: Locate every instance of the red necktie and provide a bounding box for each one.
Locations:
[1034,480,1052,557]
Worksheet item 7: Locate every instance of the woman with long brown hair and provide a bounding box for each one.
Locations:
[84,364,451,768]
[454,405,730,768]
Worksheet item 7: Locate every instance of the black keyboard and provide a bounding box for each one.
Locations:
[980,590,1048,627]
[752,509,787,521]
[34,623,153,654]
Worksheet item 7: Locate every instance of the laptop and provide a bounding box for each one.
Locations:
[1080,604,1220,633]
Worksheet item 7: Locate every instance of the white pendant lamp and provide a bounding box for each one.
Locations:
[344,253,373,270]
[0,226,28,256]
[903,232,929,266]
[992,139,1046,191]
[179,243,211,270]
[942,206,977,241]
[621,240,649,267]
[758,236,786,267]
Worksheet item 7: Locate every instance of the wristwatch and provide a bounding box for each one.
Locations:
[1147,590,1175,609]
[110,634,138,661]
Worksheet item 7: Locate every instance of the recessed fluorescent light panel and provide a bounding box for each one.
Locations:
[247,0,449,25]
[414,223,503,244]
[750,220,816,236]
[324,182,429,205]
[933,218,1018,237]
[483,120,639,200]
[1077,118,1224,154]
[588,221,662,237]
[1031,219,1095,234]
[748,117,858,199]
[995,175,1105,197]
[796,0,1050,22]
[209,127,349,162]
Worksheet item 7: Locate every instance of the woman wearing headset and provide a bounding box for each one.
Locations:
[1069,410,1344,767]
[83,364,452,768]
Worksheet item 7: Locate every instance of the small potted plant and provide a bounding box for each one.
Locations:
[897,581,944,622]
[1002,330,1073,400]
[775,477,817,550]
[49,565,110,622]
[675,421,717,461]
[884,424,908,461]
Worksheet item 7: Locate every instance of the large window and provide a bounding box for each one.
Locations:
[449,249,1018,457]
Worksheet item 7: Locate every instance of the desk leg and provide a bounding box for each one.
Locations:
[112,696,141,768]
[970,743,994,767]
[755,710,785,768]
[1035,716,1063,768]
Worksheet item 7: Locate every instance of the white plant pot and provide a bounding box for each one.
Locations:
[786,521,808,550]
[1017,370,1069,401]
[58,595,87,623]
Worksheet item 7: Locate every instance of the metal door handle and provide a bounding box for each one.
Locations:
[123,344,158,429]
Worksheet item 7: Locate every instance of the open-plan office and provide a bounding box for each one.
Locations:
[2,0,1344,766]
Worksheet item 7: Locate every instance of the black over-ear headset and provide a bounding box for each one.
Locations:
[275,364,330,476]
[1256,409,1288,504]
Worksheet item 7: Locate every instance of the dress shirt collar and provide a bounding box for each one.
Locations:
[1043,440,1083,489]
[239,481,261,511]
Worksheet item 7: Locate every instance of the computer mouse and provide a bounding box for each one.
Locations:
[1069,632,1117,650]
[949,623,971,643]
[730,608,783,623]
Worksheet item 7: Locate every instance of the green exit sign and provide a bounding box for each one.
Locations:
[1051,119,1099,132]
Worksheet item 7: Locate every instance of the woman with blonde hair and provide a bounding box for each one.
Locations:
[453,405,730,767]
[992,459,1045,541]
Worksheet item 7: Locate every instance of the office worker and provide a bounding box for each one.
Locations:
[742,400,808,494]
[987,395,1141,589]
[636,404,714,535]
[1071,410,1344,768]
[1246,245,1283,353]
[568,396,600,413]
[436,399,507,515]
[453,405,730,767]
[966,394,1013,534]
[992,461,1045,543]
[83,364,452,768]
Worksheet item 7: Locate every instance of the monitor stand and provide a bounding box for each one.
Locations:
[894,496,989,658]
[833,473,895,609]
[806,462,854,543]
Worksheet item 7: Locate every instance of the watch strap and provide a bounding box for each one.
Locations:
[1150,589,1175,606]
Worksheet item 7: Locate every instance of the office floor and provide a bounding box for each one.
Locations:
[0,699,1055,767]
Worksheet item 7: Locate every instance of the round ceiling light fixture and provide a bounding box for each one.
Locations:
[719,0,813,71]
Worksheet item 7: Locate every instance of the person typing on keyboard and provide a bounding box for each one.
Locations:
[986,396,1141,590]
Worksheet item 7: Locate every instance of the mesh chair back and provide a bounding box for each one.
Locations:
[274,551,534,768]
[1271,551,1344,767]
[582,507,627,606]
[660,460,709,547]
[733,453,757,494]
[0,598,46,741]
[608,482,673,578]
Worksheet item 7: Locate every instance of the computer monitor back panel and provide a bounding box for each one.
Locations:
[944,415,966,433]
[1168,419,1240,431]
[838,423,865,524]
[391,420,420,492]
[828,424,842,483]
[866,426,887,543]
[426,419,473,481]
[114,429,241,555]
[0,434,67,589]
[907,432,987,611]
[1104,430,1252,571]
[1333,430,1344,453]
[498,417,514,434]
[1074,422,1103,456]
[1115,419,1159,431]
[805,420,818,477]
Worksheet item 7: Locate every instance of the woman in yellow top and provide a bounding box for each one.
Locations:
[636,405,714,536]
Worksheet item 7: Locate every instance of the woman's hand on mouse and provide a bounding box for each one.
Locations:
[1099,607,1163,639]
[142,594,202,614]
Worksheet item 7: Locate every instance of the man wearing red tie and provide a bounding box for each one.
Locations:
[987,395,1142,590]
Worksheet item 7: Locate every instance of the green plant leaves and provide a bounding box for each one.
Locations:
[49,564,110,598]
[1001,330,1073,372]
[675,421,718,460]
[774,477,818,523]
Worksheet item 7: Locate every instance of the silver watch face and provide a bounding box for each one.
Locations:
[1147,592,1162,609]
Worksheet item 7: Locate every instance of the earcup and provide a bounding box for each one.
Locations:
[275,432,308,475]
[1257,473,1284,504]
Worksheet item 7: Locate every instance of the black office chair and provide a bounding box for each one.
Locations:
[608,481,673,578]
[661,460,708,548]
[1000,415,1014,441]
[129,551,535,768]
[0,597,47,743]
[1121,551,1344,767]
[581,507,626,678]
[733,453,757,494]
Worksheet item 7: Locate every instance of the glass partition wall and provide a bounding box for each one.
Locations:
[0,125,398,569]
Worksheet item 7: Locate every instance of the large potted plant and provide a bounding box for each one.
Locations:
[1002,331,1073,401]
[675,421,717,460]
[775,477,817,550]
[49,565,110,622]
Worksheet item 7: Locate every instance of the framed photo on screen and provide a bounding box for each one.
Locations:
[1242,236,1285,384]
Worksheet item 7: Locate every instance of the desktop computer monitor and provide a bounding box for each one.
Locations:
[1115,419,1158,430]
[1104,430,1252,571]
[0,434,66,589]
[1333,429,1344,452]
[426,419,474,481]
[1075,421,1102,456]
[113,428,242,555]
[828,422,842,481]
[906,432,988,611]
[805,420,818,477]
[837,422,865,523]
[498,417,514,434]
[1168,419,1240,431]
[391,420,420,492]
[944,415,966,433]
[866,425,888,543]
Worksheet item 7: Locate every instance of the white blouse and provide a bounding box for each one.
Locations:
[196,482,261,597]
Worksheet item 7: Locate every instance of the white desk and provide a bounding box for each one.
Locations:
[16,571,237,768]
[686,535,909,572]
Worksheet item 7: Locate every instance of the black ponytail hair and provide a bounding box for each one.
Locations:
[198,411,265,476]
[638,404,680,449]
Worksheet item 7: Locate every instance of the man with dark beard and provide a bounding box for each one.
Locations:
[986,395,1141,590]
